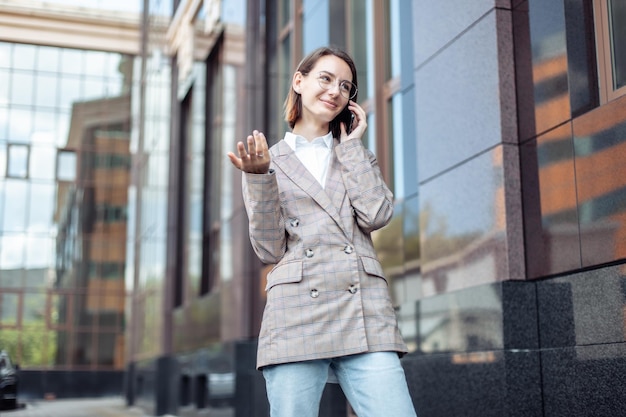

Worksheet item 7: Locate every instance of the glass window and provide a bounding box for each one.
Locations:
[57,150,76,181]
[30,146,56,180]
[0,292,19,326]
[32,111,57,145]
[608,0,625,89]
[59,75,83,109]
[3,180,29,232]
[12,44,36,71]
[349,0,372,100]
[22,291,47,322]
[0,106,6,142]
[0,69,9,105]
[384,0,402,80]
[594,0,626,102]
[0,145,6,177]
[37,46,61,73]
[1,234,25,268]
[7,144,29,178]
[60,49,84,76]
[0,43,11,69]
[83,79,106,101]
[28,182,55,232]
[8,109,33,143]
[84,51,109,77]
[10,73,35,107]
[35,73,60,108]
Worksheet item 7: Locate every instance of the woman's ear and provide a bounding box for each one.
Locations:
[292,71,303,94]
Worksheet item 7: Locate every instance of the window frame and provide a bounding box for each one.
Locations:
[593,0,626,103]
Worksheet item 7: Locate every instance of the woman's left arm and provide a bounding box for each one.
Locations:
[335,138,394,233]
[336,101,394,233]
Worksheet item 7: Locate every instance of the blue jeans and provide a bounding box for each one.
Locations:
[263,352,417,417]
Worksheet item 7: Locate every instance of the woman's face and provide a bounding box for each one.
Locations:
[293,54,353,126]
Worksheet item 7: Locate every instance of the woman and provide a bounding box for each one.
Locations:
[228,46,417,417]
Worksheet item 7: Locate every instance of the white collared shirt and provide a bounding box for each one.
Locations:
[284,131,333,188]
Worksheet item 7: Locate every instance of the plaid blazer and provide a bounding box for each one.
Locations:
[243,137,407,369]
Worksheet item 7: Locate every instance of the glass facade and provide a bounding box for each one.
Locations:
[0,42,133,369]
[2,0,625,414]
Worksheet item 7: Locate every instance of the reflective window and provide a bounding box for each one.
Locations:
[608,0,626,89]
[7,144,29,178]
[57,150,76,181]
[594,0,626,102]
[0,292,19,326]
[0,41,134,369]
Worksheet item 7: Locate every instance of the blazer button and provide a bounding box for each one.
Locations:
[290,218,300,227]
[310,289,319,298]
[348,284,358,294]
[343,245,354,254]
[305,248,314,258]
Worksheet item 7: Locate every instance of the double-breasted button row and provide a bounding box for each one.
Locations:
[304,245,353,258]
[309,287,357,298]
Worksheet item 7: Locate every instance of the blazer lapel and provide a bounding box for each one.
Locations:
[324,139,352,234]
[272,140,349,237]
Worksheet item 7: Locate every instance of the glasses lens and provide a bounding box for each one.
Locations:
[341,81,357,99]
[317,73,357,99]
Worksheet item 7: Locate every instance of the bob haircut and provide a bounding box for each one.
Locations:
[284,46,358,139]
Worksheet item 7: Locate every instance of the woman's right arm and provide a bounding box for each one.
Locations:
[228,130,285,263]
[242,170,287,264]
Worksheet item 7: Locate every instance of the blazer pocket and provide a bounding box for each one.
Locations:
[359,255,388,283]
[265,260,303,291]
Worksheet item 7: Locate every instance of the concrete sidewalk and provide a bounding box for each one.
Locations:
[0,397,166,417]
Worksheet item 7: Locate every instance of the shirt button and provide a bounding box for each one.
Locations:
[310,289,319,298]
[305,248,314,258]
[290,218,300,227]
[343,245,353,254]
[348,285,358,294]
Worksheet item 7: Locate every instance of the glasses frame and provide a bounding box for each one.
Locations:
[315,71,358,100]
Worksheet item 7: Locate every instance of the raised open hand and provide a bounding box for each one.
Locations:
[227,130,271,174]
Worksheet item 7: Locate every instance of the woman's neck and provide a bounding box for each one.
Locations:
[291,122,330,142]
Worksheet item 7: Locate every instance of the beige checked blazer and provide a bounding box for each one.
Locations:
[243,136,407,369]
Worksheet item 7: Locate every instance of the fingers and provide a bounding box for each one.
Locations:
[229,131,270,173]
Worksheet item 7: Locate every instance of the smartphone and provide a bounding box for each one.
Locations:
[338,106,354,134]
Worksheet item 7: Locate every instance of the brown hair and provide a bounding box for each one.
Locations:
[284,46,358,139]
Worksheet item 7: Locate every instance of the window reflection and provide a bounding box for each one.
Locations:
[7,144,29,178]
[28,183,55,232]
[8,108,33,143]
[57,150,76,181]
[35,73,59,108]
[12,44,36,71]
[37,47,60,73]
[0,41,134,369]
[12,73,35,107]
[608,0,625,89]
[30,146,56,180]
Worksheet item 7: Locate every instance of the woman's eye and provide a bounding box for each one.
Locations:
[320,75,331,82]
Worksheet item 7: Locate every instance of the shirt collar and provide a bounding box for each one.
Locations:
[285,131,333,151]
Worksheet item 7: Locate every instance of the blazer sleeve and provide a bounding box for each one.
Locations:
[242,169,286,264]
[335,137,394,233]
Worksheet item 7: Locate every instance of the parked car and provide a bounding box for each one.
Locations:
[0,350,18,409]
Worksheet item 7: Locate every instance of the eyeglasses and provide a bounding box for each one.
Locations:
[316,72,358,100]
